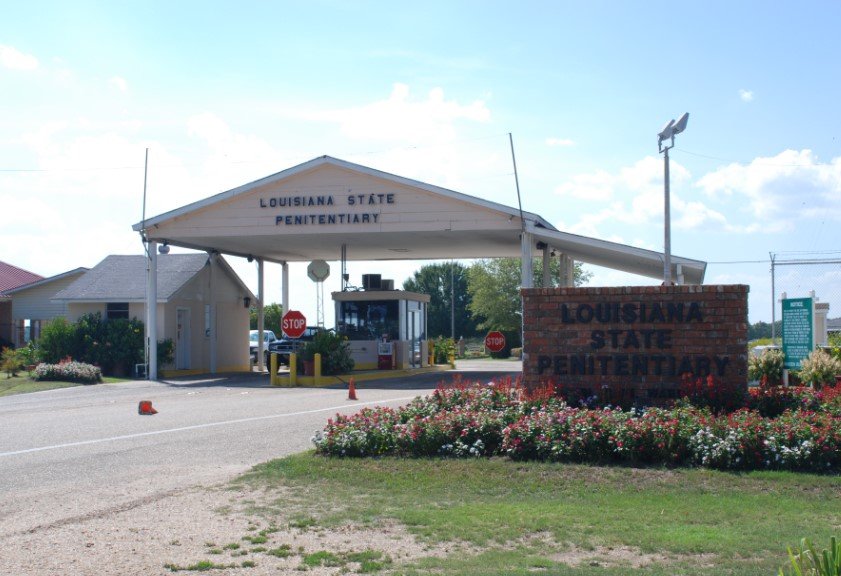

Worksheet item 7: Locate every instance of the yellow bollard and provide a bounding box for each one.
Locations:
[314,352,322,386]
[270,352,278,385]
[290,353,297,386]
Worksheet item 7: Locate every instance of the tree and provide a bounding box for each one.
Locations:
[403,262,478,339]
[466,257,591,346]
[250,303,284,333]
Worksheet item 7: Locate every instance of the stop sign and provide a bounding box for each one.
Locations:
[281,310,307,339]
[484,331,506,353]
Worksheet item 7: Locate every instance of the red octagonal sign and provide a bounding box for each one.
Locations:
[484,331,506,353]
[281,310,307,339]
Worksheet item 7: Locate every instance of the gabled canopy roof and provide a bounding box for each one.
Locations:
[134,156,706,284]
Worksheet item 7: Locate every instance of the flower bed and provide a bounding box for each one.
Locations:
[313,379,841,473]
[34,358,102,384]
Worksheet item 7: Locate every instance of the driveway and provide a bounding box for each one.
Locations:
[0,360,521,536]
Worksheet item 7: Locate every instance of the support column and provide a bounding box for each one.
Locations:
[208,252,217,374]
[542,244,551,288]
[520,232,533,288]
[257,258,265,372]
[147,242,158,380]
[281,261,289,314]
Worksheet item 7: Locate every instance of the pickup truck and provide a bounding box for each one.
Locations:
[268,326,322,364]
[249,329,278,364]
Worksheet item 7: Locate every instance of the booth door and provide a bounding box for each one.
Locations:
[176,307,191,370]
[409,309,421,367]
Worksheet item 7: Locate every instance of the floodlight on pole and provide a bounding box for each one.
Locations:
[657,112,689,285]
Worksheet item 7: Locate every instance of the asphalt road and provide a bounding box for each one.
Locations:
[0,360,521,538]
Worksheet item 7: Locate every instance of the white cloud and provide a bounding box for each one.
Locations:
[0,44,38,70]
[307,83,490,144]
[554,170,614,201]
[546,137,575,147]
[696,149,841,231]
[109,76,129,92]
[739,89,754,102]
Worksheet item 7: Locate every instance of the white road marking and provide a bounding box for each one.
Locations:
[0,396,416,458]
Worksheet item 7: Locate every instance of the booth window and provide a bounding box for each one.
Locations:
[338,300,399,340]
[106,302,129,320]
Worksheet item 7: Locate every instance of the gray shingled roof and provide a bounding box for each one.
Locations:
[53,254,210,302]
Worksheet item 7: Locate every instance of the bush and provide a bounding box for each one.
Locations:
[798,349,841,389]
[1,347,26,377]
[300,331,354,375]
[433,337,455,364]
[38,317,77,364]
[748,347,785,385]
[36,313,144,376]
[35,359,102,384]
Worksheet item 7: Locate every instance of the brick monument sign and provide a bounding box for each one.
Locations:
[522,285,749,403]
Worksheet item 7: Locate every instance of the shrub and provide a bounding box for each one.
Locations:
[36,313,144,376]
[35,359,102,384]
[38,317,78,364]
[678,374,746,414]
[798,349,841,389]
[300,331,354,375]
[1,347,26,377]
[746,386,823,418]
[433,337,455,364]
[748,347,785,385]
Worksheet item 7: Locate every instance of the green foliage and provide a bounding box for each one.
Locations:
[403,262,478,339]
[1,347,26,377]
[36,313,144,376]
[249,302,283,333]
[466,257,590,341]
[157,338,175,369]
[38,317,77,364]
[467,258,524,336]
[432,337,455,364]
[798,349,841,388]
[749,348,785,385]
[300,330,354,375]
[780,536,841,576]
[749,320,782,340]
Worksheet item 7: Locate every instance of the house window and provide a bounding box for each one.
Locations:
[106,302,130,320]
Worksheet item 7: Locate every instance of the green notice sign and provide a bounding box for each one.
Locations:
[782,297,813,370]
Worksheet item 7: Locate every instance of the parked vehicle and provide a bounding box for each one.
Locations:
[268,326,322,365]
[249,329,278,364]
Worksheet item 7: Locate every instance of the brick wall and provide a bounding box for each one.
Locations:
[522,285,749,402]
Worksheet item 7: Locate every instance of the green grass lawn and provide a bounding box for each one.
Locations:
[235,453,841,575]
[0,373,126,396]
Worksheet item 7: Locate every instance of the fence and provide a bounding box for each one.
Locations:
[770,254,841,344]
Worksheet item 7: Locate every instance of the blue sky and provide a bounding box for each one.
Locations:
[2,1,840,326]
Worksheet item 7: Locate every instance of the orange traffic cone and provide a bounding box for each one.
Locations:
[138,400,158,415]
[348,378,357,401]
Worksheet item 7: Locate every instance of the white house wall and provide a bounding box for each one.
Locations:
[12,274,82,322]
[171,264,250,372]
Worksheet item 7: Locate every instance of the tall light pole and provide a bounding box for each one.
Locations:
[657,112,689,285]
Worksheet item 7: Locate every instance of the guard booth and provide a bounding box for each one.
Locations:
[333,276,429,370]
